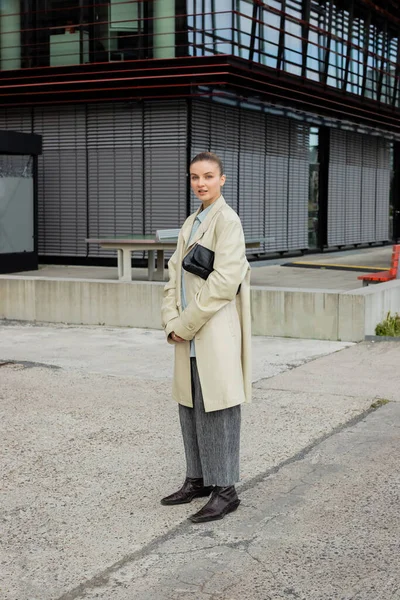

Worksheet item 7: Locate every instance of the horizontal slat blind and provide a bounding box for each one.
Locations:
[87,103,144,257]
[265,115,290,252]
[190,100,212,213]
[328,130,347,246]
[33,105,87,256]
[190,101,240,213]
[0,107,32,133]
[191,101,309,254]
[328,130,390,246]
[239,109,265,247]
[144,101,187,234]
[345,133,362,245]
[209,103,239,212]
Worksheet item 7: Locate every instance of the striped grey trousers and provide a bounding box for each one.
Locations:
[178,358,241,487]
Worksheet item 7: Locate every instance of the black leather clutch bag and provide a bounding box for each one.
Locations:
[182,244,215,280]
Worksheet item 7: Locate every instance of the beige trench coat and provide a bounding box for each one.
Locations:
[161,195,252,413]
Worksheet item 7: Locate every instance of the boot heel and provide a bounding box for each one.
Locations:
[227,499,241,514]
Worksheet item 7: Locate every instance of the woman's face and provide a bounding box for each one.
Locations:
[189,160,226,207]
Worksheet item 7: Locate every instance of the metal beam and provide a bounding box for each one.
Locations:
[277,0,287,72]
[301,0,312,79]
[361,8,372,98]
[248,0,260,63]
[392,31,400,107]
[211,0,217,55]
[357,0,400,28]
[376,19,388,103]
[322,0,334,86]
[342,0,355,92]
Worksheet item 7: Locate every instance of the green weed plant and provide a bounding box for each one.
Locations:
[375,311,400,337]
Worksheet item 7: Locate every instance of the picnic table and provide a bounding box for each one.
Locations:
[85,235,262,282]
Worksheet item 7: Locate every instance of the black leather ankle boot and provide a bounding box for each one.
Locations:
[188,485,240,523]
[161,477,214,506]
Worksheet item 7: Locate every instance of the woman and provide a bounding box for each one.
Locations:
[161,152,251,523]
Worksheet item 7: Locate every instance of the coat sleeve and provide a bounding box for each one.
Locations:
[172,218,248,341]
[161,237,181,342]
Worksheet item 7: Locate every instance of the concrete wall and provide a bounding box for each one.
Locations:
[1,275,399,341]
[0,277,165,329]
[343,279,400,337]
[251,286,355,341]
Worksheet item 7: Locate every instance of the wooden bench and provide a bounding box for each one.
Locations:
[358,245,400,286]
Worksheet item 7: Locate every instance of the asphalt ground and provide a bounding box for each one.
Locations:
[1,323,399,599]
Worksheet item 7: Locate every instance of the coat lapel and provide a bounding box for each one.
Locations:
[183,195,226,256]
[181,211,198,247]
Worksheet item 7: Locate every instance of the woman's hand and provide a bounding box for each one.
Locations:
[170,332,186,343]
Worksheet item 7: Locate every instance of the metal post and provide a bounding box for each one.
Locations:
[376,21,389,104]
[277,0,287,72]
[322,0,334,86]
[391,29,400,108]
[33,154,39,262]
[342,0,355,92]
[248,0,259,63]
[392,142,400,242]
[317,127,330,250]
[361,9,372,98]
[301,0,311,79]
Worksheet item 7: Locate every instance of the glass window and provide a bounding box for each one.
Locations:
[347,19,364,96]
[260,6,280,69]
[308,3,327,82]
[15,1,149,68]
[0,0,21,70]
[234,0,253,60]
[213,6,233,54]
[2,0,400,109]
[327,7,348,89]
[187,0,233,57]
[0,155,34,254]
[284,0,302,76]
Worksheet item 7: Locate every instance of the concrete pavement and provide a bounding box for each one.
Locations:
[0,323,399,600]
[0,321,353,381]
[76,402,400,600]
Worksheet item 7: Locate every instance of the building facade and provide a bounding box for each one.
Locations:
[0,0,399,262]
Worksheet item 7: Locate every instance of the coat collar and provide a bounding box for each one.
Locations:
[182,195,226,250]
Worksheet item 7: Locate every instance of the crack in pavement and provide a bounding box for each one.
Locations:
[252,385,386,403]
[55,401,385,600]
[0,358,61,370]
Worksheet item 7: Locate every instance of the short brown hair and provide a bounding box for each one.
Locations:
[190,152,224,176]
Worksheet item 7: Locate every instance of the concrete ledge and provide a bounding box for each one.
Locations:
[251,286,340,341]
[343,279,400,337]
[1,275,399,341]
[0,276,165,329]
